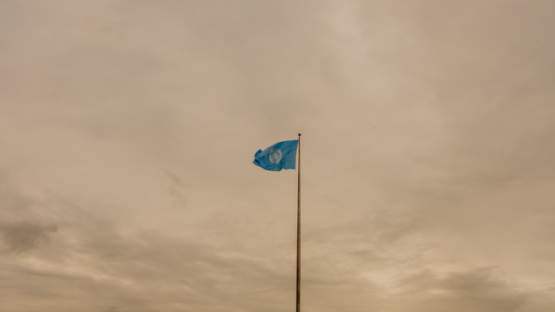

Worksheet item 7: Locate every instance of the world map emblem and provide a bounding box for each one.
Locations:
[268,148,282,164]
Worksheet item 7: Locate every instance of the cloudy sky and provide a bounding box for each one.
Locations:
[1,1,555,311]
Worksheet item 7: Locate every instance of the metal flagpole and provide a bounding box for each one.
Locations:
[296,133,301,312]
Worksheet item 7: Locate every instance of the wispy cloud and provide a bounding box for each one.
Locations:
[0,221,58,254]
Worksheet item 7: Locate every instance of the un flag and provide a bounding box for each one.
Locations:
[253,140,298,171]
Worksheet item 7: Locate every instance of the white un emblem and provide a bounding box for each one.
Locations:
[268,148,282,164]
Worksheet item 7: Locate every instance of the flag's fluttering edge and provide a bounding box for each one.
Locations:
[253,140,298,171]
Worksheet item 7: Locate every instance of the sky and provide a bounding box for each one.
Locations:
[1,1,555,311]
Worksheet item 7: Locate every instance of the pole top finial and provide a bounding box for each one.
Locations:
[298,133,301,136]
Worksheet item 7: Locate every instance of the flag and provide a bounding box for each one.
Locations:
[253,140,298,171]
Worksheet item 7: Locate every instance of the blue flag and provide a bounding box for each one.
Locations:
[253,140,298,171]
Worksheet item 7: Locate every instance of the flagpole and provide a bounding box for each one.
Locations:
[296,133,301,312]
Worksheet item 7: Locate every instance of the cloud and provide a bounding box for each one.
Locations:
[0,0,554,311]
[0,221,58,253]
[387,267,527,312]
[164,170,186,209]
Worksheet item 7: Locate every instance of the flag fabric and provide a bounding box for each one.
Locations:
[253,140,298,171]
